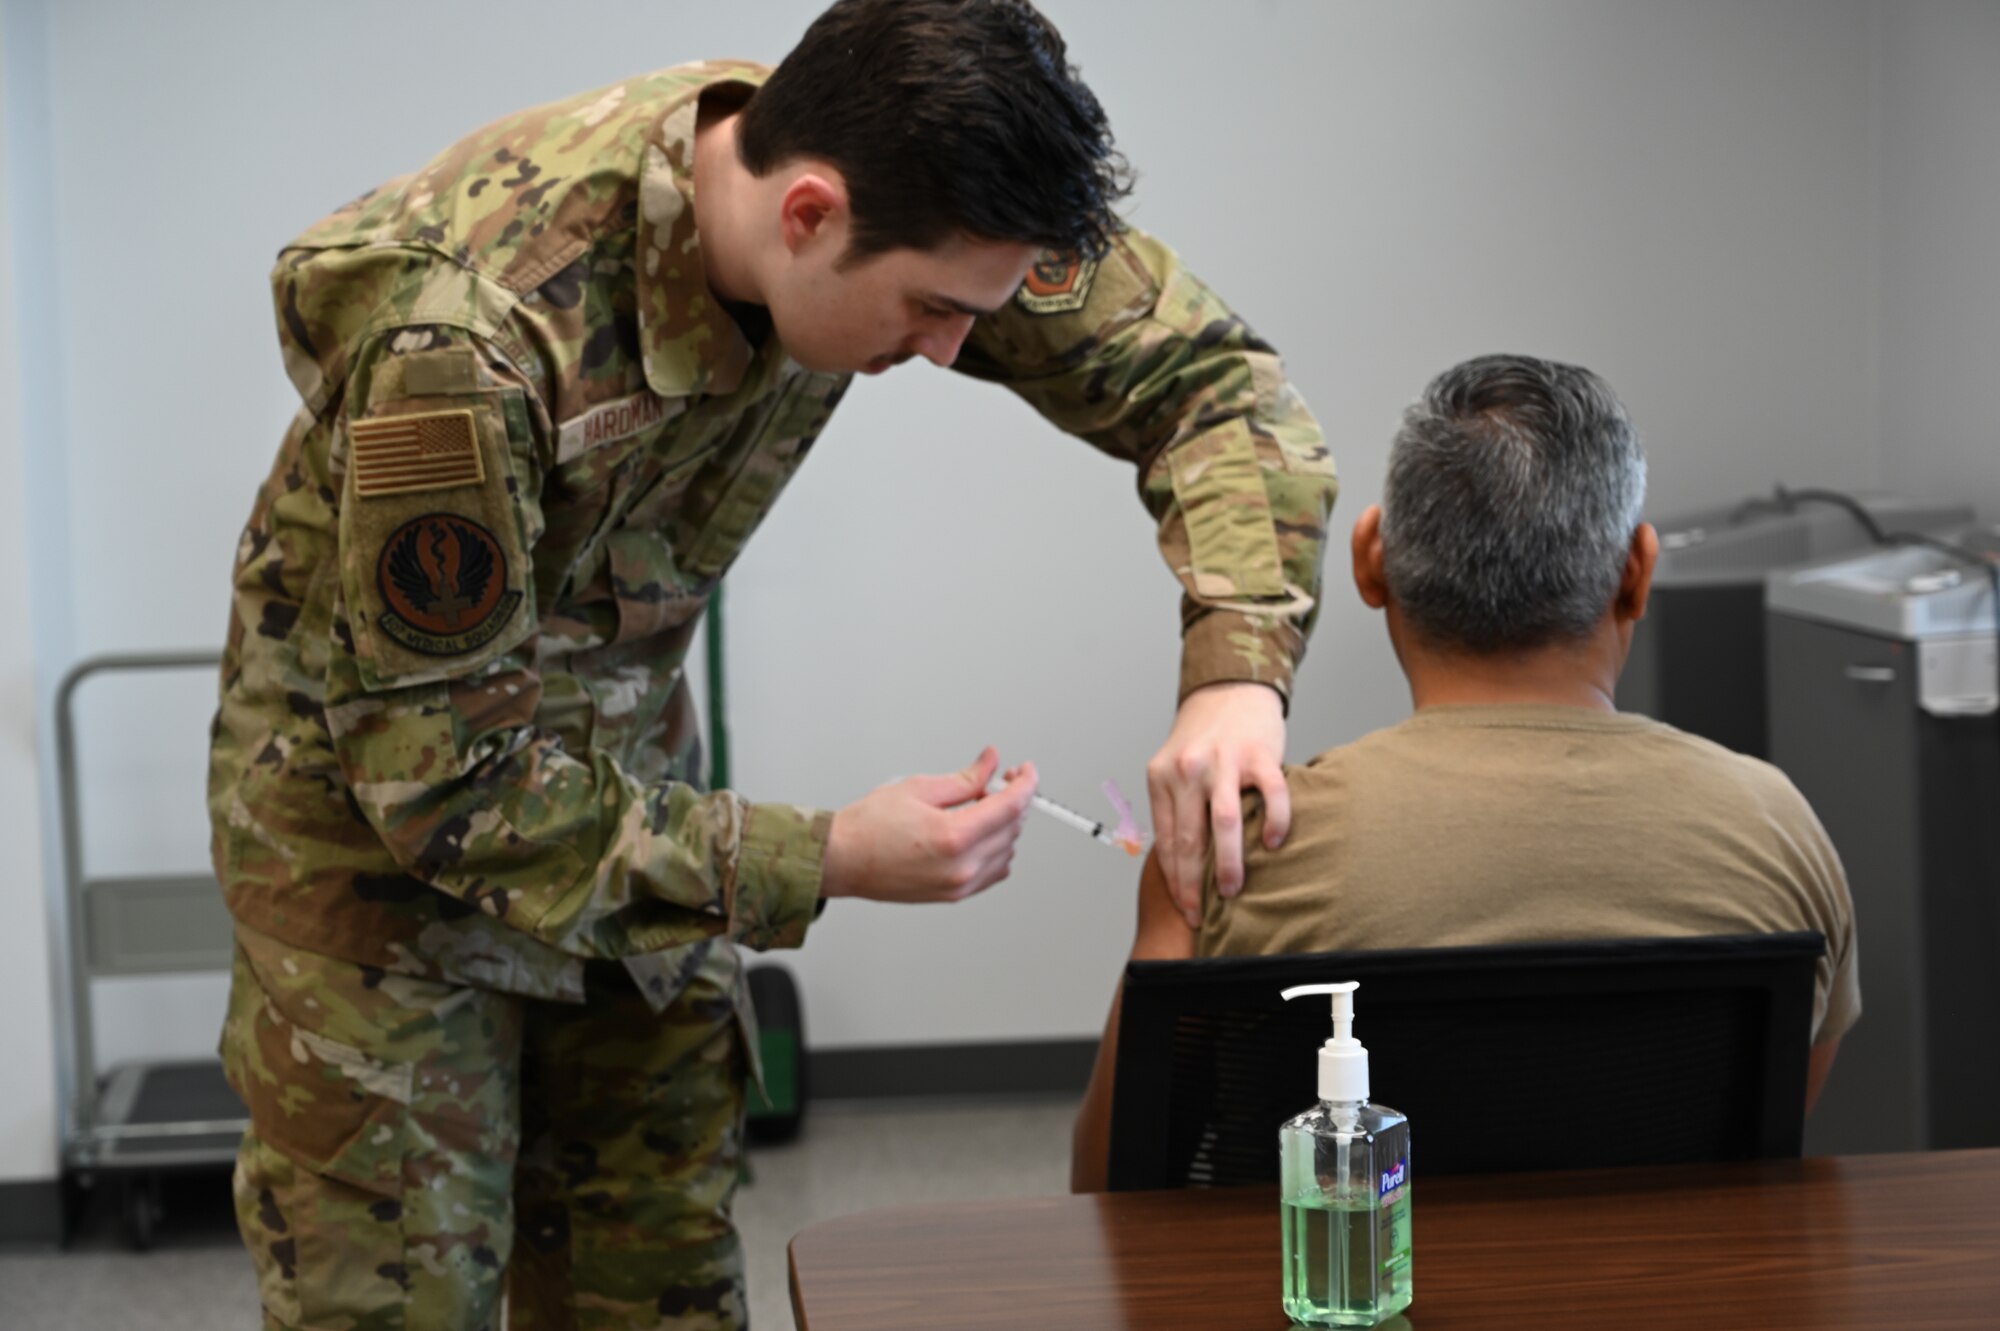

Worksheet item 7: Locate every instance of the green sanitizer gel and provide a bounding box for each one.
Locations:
[1278,982,1413,1327]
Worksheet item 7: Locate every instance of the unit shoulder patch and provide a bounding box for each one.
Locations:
[375,513,523,656]
[1015,251,1099,315]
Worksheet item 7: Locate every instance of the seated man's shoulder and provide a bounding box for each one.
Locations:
[1232,738,1386,866]
[1262,711,1832,857]
[1265,725,1403,807]
[1623,715,1829,831]
[1237,718,1449,851]
[1294,713,1446,772]
[1626,714,1795,782]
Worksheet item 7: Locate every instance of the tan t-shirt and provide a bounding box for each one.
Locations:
[1199,705,1861,1044]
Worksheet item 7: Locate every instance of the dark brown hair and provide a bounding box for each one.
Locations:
[739,0,1132,261]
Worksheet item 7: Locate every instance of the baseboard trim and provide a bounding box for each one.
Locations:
[810,1038,1096,1100]
[0,1178,65,1246]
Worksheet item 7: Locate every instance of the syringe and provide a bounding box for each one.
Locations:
[1004,785,1147,856]
[1030,792,1125,848]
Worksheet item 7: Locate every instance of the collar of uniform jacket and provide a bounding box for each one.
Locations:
[635,64,770,401]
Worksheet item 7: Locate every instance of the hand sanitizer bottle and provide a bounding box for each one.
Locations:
[1278,982,1412,1327]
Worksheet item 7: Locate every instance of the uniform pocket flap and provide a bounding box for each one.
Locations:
[224,945,410,1198]
[1169,417,1286,600]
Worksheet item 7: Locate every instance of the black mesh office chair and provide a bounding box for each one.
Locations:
[1106,932,1824,1191]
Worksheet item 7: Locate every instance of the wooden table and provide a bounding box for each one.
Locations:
[789,1149,2000,1329]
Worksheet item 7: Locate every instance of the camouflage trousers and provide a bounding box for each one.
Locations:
[221,924,748,1331]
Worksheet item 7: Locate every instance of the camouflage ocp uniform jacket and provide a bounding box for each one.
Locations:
[208,61,1337,1019]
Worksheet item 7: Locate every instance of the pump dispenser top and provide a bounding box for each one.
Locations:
[1281,981,1369,1103]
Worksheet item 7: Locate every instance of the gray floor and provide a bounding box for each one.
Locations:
[0,1096,1078,1330]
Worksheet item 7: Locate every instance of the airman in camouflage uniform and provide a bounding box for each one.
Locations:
[211,17,1334,1331]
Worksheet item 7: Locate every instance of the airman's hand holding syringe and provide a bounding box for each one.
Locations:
[820,748,1041,904]
[819,746,1166,905]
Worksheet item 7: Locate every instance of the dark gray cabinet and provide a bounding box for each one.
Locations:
[1767,569,1999,1154]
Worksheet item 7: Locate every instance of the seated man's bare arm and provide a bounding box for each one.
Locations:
[1071,849,1198,1192]
[1805,1038,1840,1116]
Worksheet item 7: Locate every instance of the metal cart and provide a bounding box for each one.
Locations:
[56,651,244,1249]
[52,633,805,1244]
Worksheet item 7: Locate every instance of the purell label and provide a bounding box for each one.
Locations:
[1379,1159,1407,1201]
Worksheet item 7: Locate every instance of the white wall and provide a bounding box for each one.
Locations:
[728,0,1888,1044]
[0,0,61,1184]
[6,0,1941,1179]
[1877,0,2000,520]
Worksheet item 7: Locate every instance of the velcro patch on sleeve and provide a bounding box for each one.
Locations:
[1015,250,1099,315]
[351,410,486,497]
[375,512,523,657]
[340,392,534,687]
[966,236,1156,376]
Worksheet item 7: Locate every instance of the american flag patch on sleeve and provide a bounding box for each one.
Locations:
[350,409,486,498]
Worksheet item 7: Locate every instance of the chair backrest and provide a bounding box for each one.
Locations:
[1106,932,1823,1191]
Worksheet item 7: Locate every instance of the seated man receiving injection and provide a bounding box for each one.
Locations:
[1071,353,1861,1191]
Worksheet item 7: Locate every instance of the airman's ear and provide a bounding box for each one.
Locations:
[778,171,848,255]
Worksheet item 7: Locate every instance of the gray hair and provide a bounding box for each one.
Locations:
[1381,354,1646,653]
